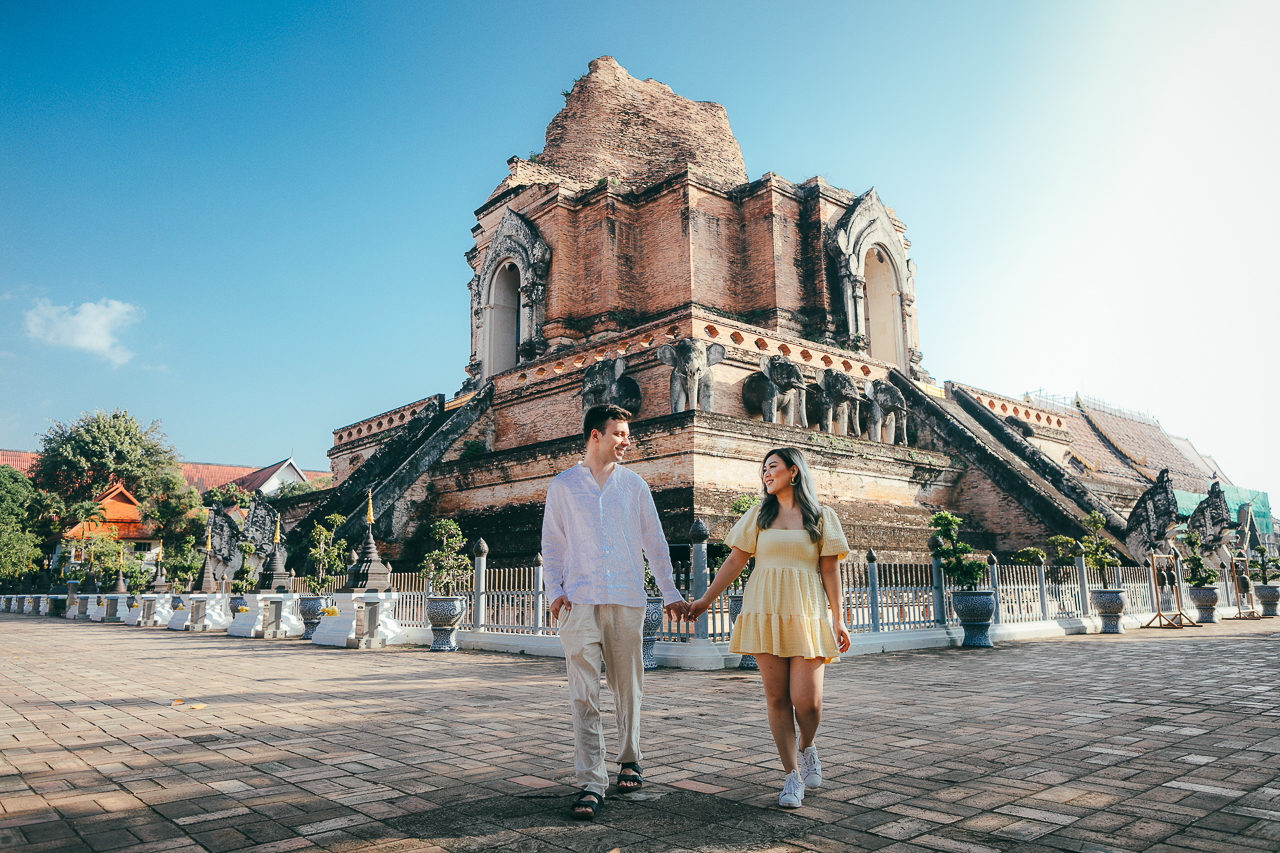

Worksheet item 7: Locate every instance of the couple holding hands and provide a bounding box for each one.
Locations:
[541,404,851,818]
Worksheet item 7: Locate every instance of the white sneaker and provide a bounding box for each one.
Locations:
[797,736,822,789]
[779,769,805,808]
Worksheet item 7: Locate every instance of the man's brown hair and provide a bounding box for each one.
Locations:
[583,404,632,442]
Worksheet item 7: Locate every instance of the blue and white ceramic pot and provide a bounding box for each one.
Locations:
[427,596,467,651]
[642,597,663,670]
[298,596,327,640]
[727,594,757,670]
[951,589,996,648]
[1254,583,1279,617]
[1088,588,1128,634]
[1187,586,1220,623]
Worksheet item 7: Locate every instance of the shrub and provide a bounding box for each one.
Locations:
[418,519,471,595]
[929,512,986,590]
[1009,547,1045,566]
[1178,530,1218,588]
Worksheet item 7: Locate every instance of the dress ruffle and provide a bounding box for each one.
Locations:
[730,564,840,663]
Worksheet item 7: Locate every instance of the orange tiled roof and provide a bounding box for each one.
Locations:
[64,484,153,541]
[0,450,36,474]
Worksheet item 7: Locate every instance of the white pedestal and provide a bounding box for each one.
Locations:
[22,595,37,614]
[227,593,304,638]
[227,593,265,637]
[38,596,51,616]
[88,595,107,621]
[122,598,142,626]
[136,593,174,627]
[101,594,131,623]
[311,590,405,648]
[167,595,192,630]
[185,594,233,632]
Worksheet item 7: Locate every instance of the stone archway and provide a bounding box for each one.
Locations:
[467,208,552,383]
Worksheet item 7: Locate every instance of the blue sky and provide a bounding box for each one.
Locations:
[2,1,1277,498]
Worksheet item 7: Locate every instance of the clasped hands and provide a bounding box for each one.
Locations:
[549,596,704,622]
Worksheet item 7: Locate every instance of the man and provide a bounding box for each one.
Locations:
[542,404,688,820]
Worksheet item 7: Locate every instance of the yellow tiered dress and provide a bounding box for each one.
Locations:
[726,504,850,663]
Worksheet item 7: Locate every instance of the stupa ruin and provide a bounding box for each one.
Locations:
[286,56,1272,569]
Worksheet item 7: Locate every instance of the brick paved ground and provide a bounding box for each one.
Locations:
[1,614,1278,853]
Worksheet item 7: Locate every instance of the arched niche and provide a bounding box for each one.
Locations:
[484,261,521,376]
[467,208,552,383]
[824,188,914,373]
[863,244,901,366]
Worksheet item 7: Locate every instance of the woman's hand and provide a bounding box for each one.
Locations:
[833,621,851,653]
[687,597,711,620]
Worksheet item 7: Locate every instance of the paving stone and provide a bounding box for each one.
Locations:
[3,615,1280,852]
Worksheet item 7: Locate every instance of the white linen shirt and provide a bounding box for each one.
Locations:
[541,462,683,608]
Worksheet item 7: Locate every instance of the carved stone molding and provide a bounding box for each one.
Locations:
[825,188,917,369]
[475,208,552,366]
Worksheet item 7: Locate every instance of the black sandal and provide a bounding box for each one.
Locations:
[617,762,643,791]
[571,790,603,820]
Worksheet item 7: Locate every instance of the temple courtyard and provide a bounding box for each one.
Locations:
[1,616,1278,853]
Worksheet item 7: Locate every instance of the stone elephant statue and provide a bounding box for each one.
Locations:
[655,338,725,413]
[866,378,908,445]
[581,357,642,416]
[742,354,808,427]
[806,369,864,436]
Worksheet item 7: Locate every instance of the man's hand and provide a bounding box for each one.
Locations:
[664,599,690,621]
[550,596,571,620]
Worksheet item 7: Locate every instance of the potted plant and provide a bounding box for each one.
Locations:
[418,519,471,651]
[300,514,346,639]
[1074,511,1127,633]
[1179,531,1220,623]
[929,512,993,647]
[1249,546,1279,617]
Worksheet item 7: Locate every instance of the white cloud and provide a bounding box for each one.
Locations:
[24,298,144,367]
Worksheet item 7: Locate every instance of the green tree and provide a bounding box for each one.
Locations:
[141,470,204,553]
[202,481,255,509]
[232,542,257,593]
[1248,544,1276,584]
[61,527,129,583]
[1177,530,1218,588]
[31,409,180,505]
[928,511,986,589]
[0,467,41,579]
[1046,535,1077,566]
[161,534,203,591]
[269,476,332,502]
[1079,511,1121,572]
[1009,547,1046,566]
[305,513,348,594]
[417,519,472,595]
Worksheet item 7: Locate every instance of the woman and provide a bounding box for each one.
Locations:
[689,447,851,808]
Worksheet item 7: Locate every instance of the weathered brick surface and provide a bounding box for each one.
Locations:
[539,56,747,190]
[3,612,1278,853]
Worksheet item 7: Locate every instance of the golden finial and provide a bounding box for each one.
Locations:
[273,516,280,545]
[119,546,124,564]
[366,489,374,524]
[206,524,213,551]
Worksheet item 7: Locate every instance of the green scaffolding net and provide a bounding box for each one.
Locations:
[1174,485,1273,535]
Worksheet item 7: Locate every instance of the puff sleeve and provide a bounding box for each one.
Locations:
[819,506,850,559]
[724,503,762,555]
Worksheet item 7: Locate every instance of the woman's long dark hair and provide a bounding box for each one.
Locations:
[756,447,822,543]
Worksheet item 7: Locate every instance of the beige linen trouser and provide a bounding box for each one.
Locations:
[558,602,646,795]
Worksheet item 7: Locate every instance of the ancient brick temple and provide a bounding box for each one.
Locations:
[292,57,1270,568]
